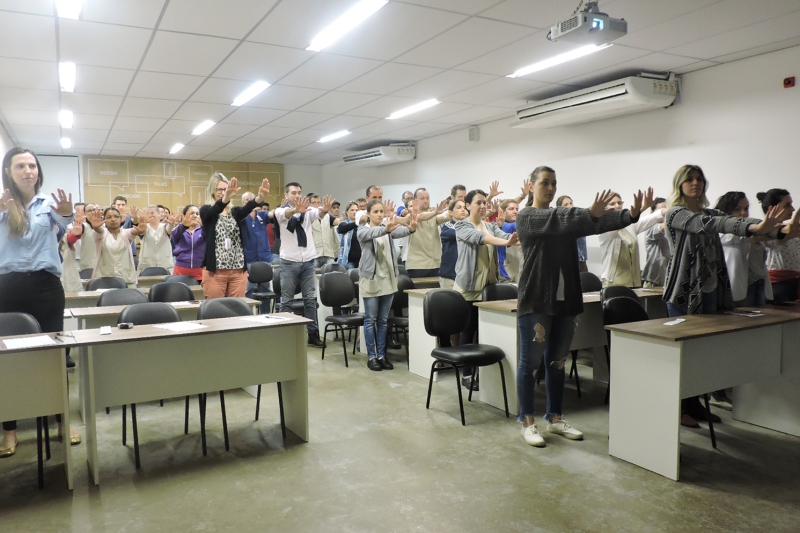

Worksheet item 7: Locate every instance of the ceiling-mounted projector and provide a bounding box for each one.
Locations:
[549,1,627,45]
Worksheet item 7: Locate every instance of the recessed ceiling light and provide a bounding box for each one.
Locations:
[506,44,613,78]
[58,110,74,129]
[318,130,351,143]
[192,120,216,135]
[59,62,76,92]
[386,99,440,120]
[307,0,388,52]
[60,138,72,149]
[55,0,83,20]
[231,81,270,106]
[169,143,185,154]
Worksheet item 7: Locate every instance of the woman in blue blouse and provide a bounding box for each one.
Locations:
[0,148,81,457]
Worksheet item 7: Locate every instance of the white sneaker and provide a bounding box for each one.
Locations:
[547,418,584,440]
[521,424,546,447]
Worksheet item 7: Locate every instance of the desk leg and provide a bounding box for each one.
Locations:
[281,326,309,442]
[478,309,519,416]
[82,346,100,485]
[78,318,86,423]
[608,332,682,481]
[408,297,437,380]
[60,349,74,490]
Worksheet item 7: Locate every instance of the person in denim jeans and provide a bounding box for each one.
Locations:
[516,166,646,447]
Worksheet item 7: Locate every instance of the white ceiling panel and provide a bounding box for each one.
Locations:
[443,77,547,105]
[0,87,59,111]
[118,97,183,119]
[432,105,513,125]
[101,150,142,157]
[245,125,302,140]
[479,0,577,29]
[246,0,360,49]
[347,95,426,119]
[140,31,238,77]
[298,91,380,114]
[310,115,380,132]
[0,0,54,16]
[323,3,466,61]
[243,84,327,111]
[128,71,205,101]
[395,17,535,69]
[103,141,146,151]
[106,130,153,143]
[237,147,287,160]
[583,52,705,78]
[142,132,186,146]
[185,135,238,148]
[76,66,135,96]
[387,121,460,138]
[200,122,260,138]
[400,0,505,15]
[3,109,57,127]
[156,119,196,134]
[393,70,498,99]
[12,125,63,139]
[213,42,313,82]
[82,0,166,28]
[268,111,336,129]
[171,102,236,122]
[215,137,272,150]
[0,58,56,91]
[351,118,418,135]
[221,107,287,126]
[190,77,255,105]
[70,140,105,151]
[112,116,167,132]
[710,36,800,65]
[519,44,651,84]
[601,0,731,34]
[456,31,570,77]
[67,128,110,142]
[160,0,279,39]
[337,62,443,95]
[205,146,252,158]
[273,129,337,143]
[59,19,152,69]
[0,11,56,61]
[71,113,116,130]
[261,139,313,151]
[61,93,122,115]
[672,60,720,75]
[279,53,383,91]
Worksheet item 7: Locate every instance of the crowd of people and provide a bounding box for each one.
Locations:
[2,146,800,457]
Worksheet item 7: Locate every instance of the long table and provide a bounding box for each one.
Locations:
[65,285,205,308]
[81,275,170,290]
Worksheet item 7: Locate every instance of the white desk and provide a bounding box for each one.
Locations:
[75,313,311,485]
[65,285,205,309]
[0,334,74,490]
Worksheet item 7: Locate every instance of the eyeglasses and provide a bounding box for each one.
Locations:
[215,187,228,192]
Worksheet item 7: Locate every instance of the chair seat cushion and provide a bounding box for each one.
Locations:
[252,291,276,299]
[431,344,505,366]
[388,316,408,327]
[326,314,365,326]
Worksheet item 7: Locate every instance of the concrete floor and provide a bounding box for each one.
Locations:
[1,344,799,533]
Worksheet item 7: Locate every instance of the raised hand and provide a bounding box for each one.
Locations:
[223,177,241,203]
[256,178,270,201]
[181,210,194,227]
[640,187,655,212]
[0,189,13,213]
[129,205,141,220]
[407,212,419,232]
[488,180,503,200]
[497,205,506,226]
[168,212,182,225]
[383,199,396,216]
[88,207,105,229]
[294,195,309,214]
[781,208,800,239]
[752,205,787,235]
[589,190,617,218]
[630,190,644,219]
[384,211,399,233]
[506,232,518,247]
[50,189,73,216]
[320,195,334,213]
[435,198,449,214]
[521,178,532,197]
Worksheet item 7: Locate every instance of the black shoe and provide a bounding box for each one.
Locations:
[367,358,382,371]
[66,353,76,368]
[379,358,394,370]
[461,376,479,391]
[307,335,324,348]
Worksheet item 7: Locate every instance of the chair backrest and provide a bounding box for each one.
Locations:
[197,298,252,319]
[600,285,641,304]
[319,272,355,308]
[139,266,170,277]
[0,312,41,336]
[163,274,200,286]
[580,272,603,293]
[347,268,360,301]
[481,282,518,302]
[602,296,649,326]
[79,268,93,280]
[117,302,181,325]
[86,276,128,290]
[147,281,195,302]
[397,265,408,276]
[321,263,346,274]
[97,288,148,307]
[247,261,274,284]
[391,275,415,313]
[423,289,469,337]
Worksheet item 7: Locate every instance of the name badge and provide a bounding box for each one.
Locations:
[225,237,232,250]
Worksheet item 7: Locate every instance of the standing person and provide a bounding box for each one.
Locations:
[599,190,663,287]
[264,203,276,248]
[240,191,273,301]
[515,165,647,447]
[171,205,205,282]
[439,199,467,290]
[663,165,792,427]
[397,191,413,215]
[60,208,84,293]
[454,189,518,391]
[355,186,384,226]
[113,195,139,266]
[641,198,670,287]
[273,182,334,347]
[73,203,99,273]
[200,173,270,299]
[404,188,450,278]
[496,199,523,282]
[1,147,81,456]
[137,205,176,274]
[450,184,466,203]
[760,188,800,303]
[314,200,341,268]
[358,200,418,371]
[337,201,362,269]
[88,206,146,287]
[556,196,589,272]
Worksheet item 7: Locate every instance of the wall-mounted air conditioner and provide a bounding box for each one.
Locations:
[513,75,678,129]
[342,144,415,166]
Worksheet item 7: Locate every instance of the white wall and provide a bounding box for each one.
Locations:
[285,164,323,197]
[0,126,11,159]
[321,44,800,273]
[38,155,82,203]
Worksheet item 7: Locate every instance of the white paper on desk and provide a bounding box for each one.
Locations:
[663,318,686,326]
[3,335,57,350]
[153,322,208,332]
[726,310,765,318]
[170,301,195,308]
[93,288,116,293]
[240,315,290,324]
[63,310,72,318]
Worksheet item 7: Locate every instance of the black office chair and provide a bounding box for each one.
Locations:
[163,274,200,286]
[600,285,641,304]
[272,267,306,316]
[0,313,50,488]
[346,268,360,313]
[580,272,603,293]
[139,266,170,277]
[319,272,364,367]
[97,288,147,307]
[397,265,408,277]
[115,303,185,468]
[79,268,93,280]
[423,290,509,425]
[481,282,518,302]
[321,263,346,274]
[388,275,415,361]
[247,261,278,313]
[86,276,128,290]
[148,281,194,303]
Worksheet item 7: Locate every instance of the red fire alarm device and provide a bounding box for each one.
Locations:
[784,76,796,88]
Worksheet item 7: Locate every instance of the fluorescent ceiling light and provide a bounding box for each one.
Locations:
[55,0,83,20]
[58,110,74,129]
[169,143,185,155]
[59,62,76,92]
[192,120,216,136]
[318,130,351,143]
[60,138,72,149]
[231,81,270,106]
[507,44,613,78]
[386,99,440,120]
[307,0,388,52]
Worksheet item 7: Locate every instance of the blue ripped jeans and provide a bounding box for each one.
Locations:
[517,313,576,422]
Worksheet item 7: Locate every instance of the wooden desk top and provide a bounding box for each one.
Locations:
[66,285,204,300]
[606,308,800,342]
[81,275,166,286]
[0,332,72,353]
[473,300,517,312]
[406,288,438,297]
[69,298,260,319]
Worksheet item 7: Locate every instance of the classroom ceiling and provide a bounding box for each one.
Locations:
[1,0,799,165]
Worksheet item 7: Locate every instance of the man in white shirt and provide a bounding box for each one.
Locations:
[273,182,333,347]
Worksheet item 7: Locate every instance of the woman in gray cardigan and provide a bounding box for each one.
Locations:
[357,200,418,371]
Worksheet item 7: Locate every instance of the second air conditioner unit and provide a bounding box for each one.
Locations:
[513,75,678,129]
[342,144,416,166]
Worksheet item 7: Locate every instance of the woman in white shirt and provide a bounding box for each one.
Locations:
[137,205,177,274]
[599,189,663,287]
[88,206,146,287]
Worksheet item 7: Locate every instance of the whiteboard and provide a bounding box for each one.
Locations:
[37,155,82,203]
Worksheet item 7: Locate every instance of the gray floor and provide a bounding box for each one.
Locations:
[1,344,799,533]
